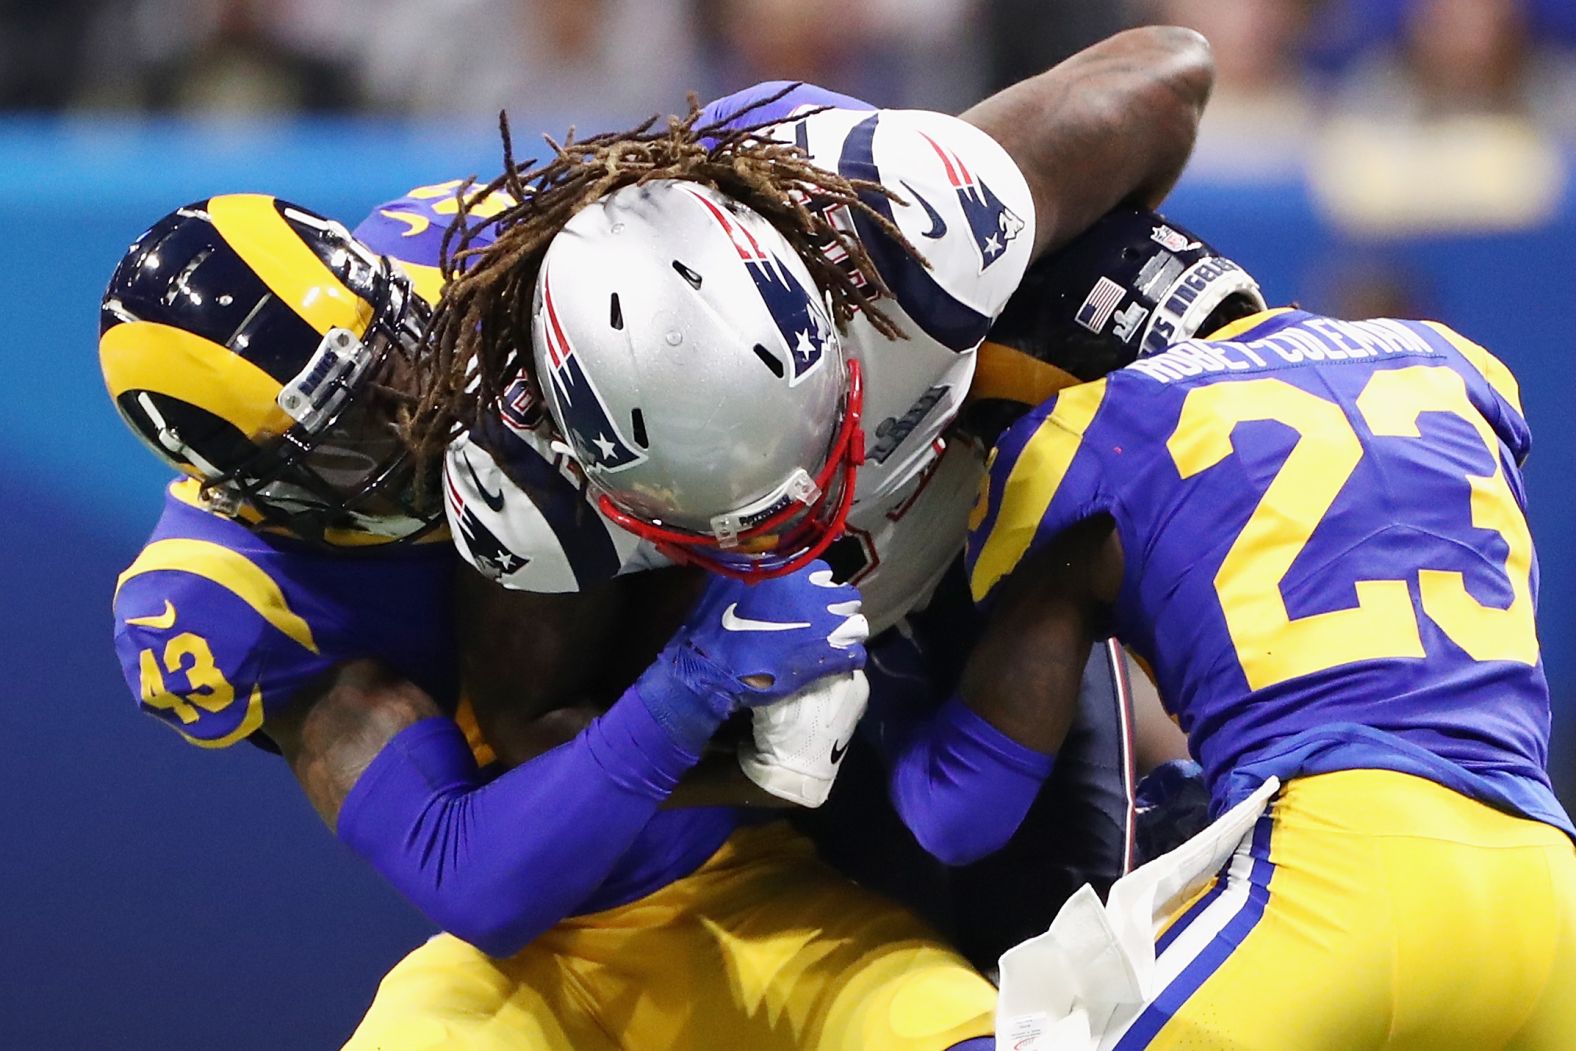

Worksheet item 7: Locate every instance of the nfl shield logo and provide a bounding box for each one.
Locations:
[1150,225,1201,253]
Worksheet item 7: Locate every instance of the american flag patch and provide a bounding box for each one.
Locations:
[1076,276,1126,334]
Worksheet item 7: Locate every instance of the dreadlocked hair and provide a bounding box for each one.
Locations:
[405,84,924,466]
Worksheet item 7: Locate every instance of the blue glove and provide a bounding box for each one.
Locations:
[634,562,868,751]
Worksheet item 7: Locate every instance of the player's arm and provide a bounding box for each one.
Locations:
[277,566,864,956]
[879,518,1122,865]
[262,657,705,955]
[960,516,1122,754]
[453,561,794,807]
[265,661,444,827]
[961,25,1213,258]
[111,544,620,954]
[870,383,1126,865]
[452,561,703,766]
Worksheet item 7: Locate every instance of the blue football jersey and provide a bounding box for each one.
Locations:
[114,480,458,748]
[697,80,876,135]
[967,308,1570,834]
[353,178,517,306]
[114,483,739,916]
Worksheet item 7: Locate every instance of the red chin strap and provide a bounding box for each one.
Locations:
[596,359,865,581]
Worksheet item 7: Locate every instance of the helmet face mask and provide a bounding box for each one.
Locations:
[594,359,866,580]
[214,308,440,541]
[101,196,443,545]
[532,180,862,579]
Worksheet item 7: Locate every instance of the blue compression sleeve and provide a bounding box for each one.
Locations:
[337,688,705,958]
[888,696,1055,866]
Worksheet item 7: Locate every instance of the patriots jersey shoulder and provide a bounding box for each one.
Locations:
[968,309,1565,833]
[114,480,458,748]
[702,81,1036,343]
[443,402,667,592]
[774,94,1035,496]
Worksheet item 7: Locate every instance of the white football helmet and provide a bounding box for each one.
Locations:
[530,179,864,579]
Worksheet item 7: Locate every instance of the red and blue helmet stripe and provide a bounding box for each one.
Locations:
[683,187,830,382]
[540,272,646,473]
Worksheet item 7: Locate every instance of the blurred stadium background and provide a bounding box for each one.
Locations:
[4,0,1574,1046]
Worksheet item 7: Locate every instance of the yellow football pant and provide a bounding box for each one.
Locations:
[345,821,995,1050]
[1129,769,1576,1049]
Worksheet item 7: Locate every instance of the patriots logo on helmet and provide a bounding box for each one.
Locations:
[684,186,830,383]
[747,255,830,382]
[918,131,1024,271]
[540,274,646,472]
[445,472,527,580]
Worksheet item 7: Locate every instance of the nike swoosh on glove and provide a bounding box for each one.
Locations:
[633,560,868,751]
[739,669,870,808]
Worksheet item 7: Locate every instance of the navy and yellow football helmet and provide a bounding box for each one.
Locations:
[964,206,1267,443]
[988,206,1266,377]
[100,194,440,544]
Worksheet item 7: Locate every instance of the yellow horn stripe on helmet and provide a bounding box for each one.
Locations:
[100,320,295,440]
[207,194,374,337]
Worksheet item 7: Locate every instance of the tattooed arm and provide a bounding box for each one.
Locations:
[265,656,710,955]
[266,659,442,831]
[263,561,861,956]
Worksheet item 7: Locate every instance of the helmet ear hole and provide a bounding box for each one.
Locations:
[609,293,624,330]
[752,343,785,378]
[630,408,649,448]
[672,260,704,289]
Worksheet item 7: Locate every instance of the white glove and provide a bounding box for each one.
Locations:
[737,669,870,808]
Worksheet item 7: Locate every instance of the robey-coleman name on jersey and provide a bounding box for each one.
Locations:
[1130,316,1440,385]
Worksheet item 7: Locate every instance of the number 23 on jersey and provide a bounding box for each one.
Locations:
[1168,365,1537,691]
